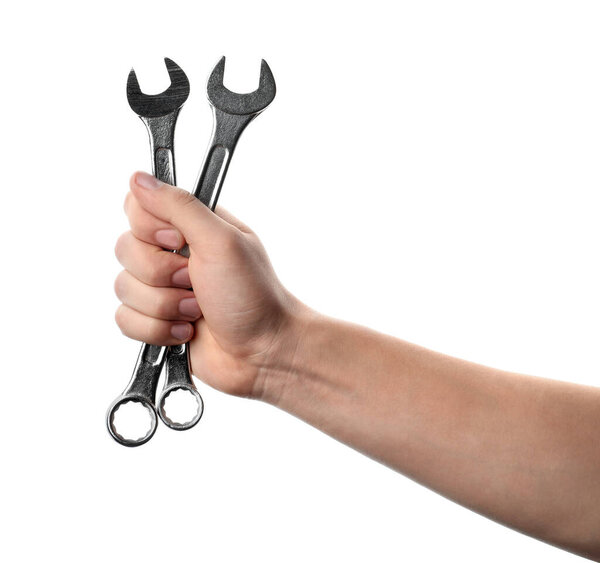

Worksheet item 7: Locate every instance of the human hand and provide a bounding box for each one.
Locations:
[114,171,303,398]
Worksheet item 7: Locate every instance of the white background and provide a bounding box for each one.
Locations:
[1,1,599,561]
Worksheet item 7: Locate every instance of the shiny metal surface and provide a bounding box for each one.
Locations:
[107,58,198,446]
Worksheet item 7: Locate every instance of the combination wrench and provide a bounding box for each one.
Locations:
[107,57,276,446]
[106,58,196,446]
[159,57,276,429]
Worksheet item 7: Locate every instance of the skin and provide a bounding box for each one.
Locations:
[115,171,600,560]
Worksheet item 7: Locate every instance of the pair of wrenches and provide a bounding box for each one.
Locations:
[107,57,276,447]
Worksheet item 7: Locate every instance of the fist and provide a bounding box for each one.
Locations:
[114,171,300,398]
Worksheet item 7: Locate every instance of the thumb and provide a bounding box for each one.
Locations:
[130,171,232,248]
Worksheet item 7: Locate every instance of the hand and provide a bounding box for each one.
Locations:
[114,171,303,398]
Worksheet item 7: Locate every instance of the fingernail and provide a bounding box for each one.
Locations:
[171,323,192,341]
[135,171,163,190]
[172,267,191,288]
[179,297,201,318]
[155,229,180,249]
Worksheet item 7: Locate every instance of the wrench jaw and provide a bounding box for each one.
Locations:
[207,56,276,116]
[106,395,158,447]
[126,58,190,118]
[258,59,277,104]
[192,57,277,209]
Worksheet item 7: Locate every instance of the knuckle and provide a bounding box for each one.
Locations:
[173,187,196,207]
[114,305,128,332]
[172,189,200,222]
[114,231,130,263]
[145,259,165,286]
[145,317,166,344]
[123,192,132,215]
[173,188,198,216]
[128,205,147,235]
[220,227,245,254]
[154,291,173,319]
[113,271,127,300]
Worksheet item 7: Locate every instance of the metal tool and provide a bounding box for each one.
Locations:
[157,55,276,425]
[107,56,276,446]
[106,58,200,446]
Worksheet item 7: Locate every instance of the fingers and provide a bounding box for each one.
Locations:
[114,231,191,288]
[116,171,257,347]
[125,172,253,250]
[114,270,202,321]
[129,171,236,250]
[115,305,194,345]
[124,191,185,250]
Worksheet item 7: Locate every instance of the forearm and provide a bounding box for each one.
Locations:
[257,306,600,559]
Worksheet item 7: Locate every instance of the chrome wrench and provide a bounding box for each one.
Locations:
[157,56,276,425]
[107,58,198,446]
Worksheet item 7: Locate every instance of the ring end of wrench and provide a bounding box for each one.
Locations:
[157,383,204,431]
[106,395,158,447]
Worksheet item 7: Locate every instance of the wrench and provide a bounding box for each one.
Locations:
[156,56,277,426]
[106,58,197,446]
[107,57,276,446]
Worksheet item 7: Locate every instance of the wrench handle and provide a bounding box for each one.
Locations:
[194,144,231,209]
[131,116,179,398]
[192,108,255,208]
[126,113,179,403]
[154,147,175,185]
[107,114,183,446]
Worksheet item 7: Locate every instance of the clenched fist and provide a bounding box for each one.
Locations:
[114,171,305,398]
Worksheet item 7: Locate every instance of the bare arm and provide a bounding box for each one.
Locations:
[258,310,600,559]
[115,171,600,560]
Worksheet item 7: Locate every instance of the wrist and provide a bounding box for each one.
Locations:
[250,296,319,404]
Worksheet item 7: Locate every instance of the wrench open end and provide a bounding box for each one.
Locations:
[207,56,276,116]
[127,57,190,118]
